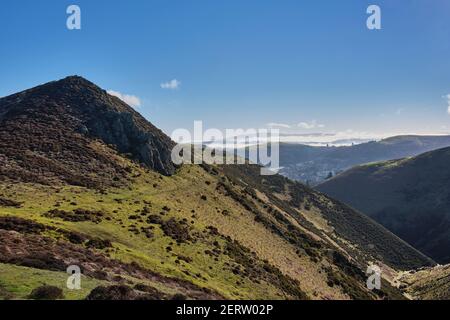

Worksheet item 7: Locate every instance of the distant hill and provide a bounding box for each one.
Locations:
[0,76,434,300]
[317,147,450,264]
[277,135,450,185]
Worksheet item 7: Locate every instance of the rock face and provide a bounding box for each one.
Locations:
[0,76,176,187]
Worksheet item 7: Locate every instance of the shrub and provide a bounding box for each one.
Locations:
[147,215,163,224]
[86,285,137,300]
[44,209,104,223]
[177,255,193,264]
[86,238,112,249]
[0,217,47,234]
[9,253,66,271]
[171,293,187,300]
[28,285,64,300]
[133,284,165,300]
[160,218,192,243]
[0,197,22,208]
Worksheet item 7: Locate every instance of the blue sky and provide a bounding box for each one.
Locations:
[1,0,450,141]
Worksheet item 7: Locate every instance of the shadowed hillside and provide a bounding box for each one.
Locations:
[317,147,450,264]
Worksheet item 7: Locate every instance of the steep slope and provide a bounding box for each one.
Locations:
[0,76,176,189]
[0,77,433,300]
[317,147,450,264]
[397,264,450,300]
[278,135,450,185]
[220,165,433,271]
[0,160,418,300]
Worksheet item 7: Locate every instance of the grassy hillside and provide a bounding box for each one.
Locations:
[397,265,450,300]
[317,147,450,264]
[0,76,429,300]
[221,165,433,271]
[0,157,416,300]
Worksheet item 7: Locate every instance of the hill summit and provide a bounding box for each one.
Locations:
[0,76,176,188]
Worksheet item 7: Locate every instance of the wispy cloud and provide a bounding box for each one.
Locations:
[267,122,291,129]
[161,79,181,90]
[297,120,325,130]
[396,108,405,115]
[107,90,141,108]
[205,129,387,149]
[445,94,450,114]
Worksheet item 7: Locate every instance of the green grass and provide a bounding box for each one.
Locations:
[0,263,108,300]
[0,165,302,299]
[1,161,409,300]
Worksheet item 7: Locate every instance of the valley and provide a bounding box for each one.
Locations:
[277,136,450,185]
[0,76,435,301]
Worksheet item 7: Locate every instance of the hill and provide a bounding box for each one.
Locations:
[0,76,175,189]
[0,77,434,300]
[277,135,450,185]
[397,264,450,300]
[317,147,450,264]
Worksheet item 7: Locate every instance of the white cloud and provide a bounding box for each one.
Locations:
[107,90,141,108]
[297,120,325,130]
[267,122,291,129]
[396,108,405,115]
[276,129,387,146]
[205,129,388,149]
[161,79,181,90]
[445,94,450,114]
